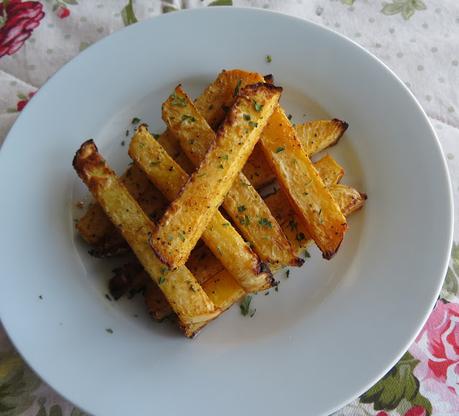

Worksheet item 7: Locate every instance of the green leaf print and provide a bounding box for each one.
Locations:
[440,242,459,301]
[0,351,41,416]
[360,352,432,414]
[70,408,87,416]
[381,0,427,20]
[121,0,138,26]
[209,0,233,5]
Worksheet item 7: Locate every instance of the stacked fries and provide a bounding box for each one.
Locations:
[73,69,366,337]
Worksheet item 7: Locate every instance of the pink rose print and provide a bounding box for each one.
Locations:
[0,0,45,58]
[410,300,459,415]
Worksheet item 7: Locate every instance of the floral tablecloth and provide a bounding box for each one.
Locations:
[0,1,458,415]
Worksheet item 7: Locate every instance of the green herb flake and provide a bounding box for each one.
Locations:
[275,146,285,153]
[221,154,229,160]
[153,133,160,139]
[248,121,258,128]
[218,163,224,169]
[285,269,290,279]
[181,114,196,123]
[233,79,242,97]
[240,215,251,226]
[265,55,272,63]
[222,222,230,227]
[160,266,169,275]
[243,113,251,121]
[178,231,185,242]
[304,249,311,258]
[287,114,293,121]
[171,93,187,107]
[240,295,256,317]
[158,276,166,285]
[131,117,141,124]
[296,232,306,241]
[150,160,160,166]
[105,328,114,334]
[258,217,273,228]
[253,100,263,112]
[289,218,298,231]
[237,205,247,212]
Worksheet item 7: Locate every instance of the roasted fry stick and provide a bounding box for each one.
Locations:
[163,86,301,268]
[260,107,347,259]
[129,125,273,292]
[151,83,282,269]
[73,140,219,336]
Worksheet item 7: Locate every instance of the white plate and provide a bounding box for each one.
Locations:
[0,7,453,416]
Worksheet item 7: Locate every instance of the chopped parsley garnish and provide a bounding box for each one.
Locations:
[275,146,285,153]
[258,217,272,228]
[265,55,272,63]
[237,205,247,212]
[296,232,306,241]
[160,266,169,275]
[240,215,251,225]
[158,276,166,285]
[171,92,187,107]
[178,231,185,242]
[153,133,160,139]
[150,160,160,166]
[222,222,230,227]
[218,163,224,169]
[287,114,293,121]
[105,328,114,334]
[248,121,258,128]
[285,269,290,278]
[131,117,140,124]
[181,114,196,123]
[233,79,242,97]
[253,100,263,112]
[243,113,251,121]
[304,249,311,258]
[221,154,229,160]
[240,295,256,317]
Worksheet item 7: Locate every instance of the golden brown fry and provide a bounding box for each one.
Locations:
[194,69,265,129]
[129,125,273,292]
[314,154,345,187]
[260,107,347,259]
[73,140,218,335]
[163,85,301,268]
[151,83,282,269]
[296,119,348,155]
[244,120,348,189]
[146,179,366,324]
[76,164,167,248]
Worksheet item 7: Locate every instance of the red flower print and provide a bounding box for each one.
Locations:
[15,91,34,111]
[55,5,69,19]
[0,0,45,58]
[404,406,427,416]
[375,412,389,416]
